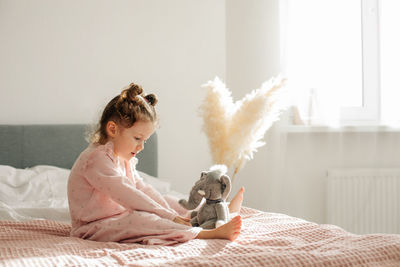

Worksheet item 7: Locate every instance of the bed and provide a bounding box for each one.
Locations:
[1,124,400,266]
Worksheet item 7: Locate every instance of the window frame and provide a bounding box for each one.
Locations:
[340,0,380,125]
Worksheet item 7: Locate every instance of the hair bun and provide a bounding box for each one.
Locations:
[121,83,143,101]
[145,94,158,106]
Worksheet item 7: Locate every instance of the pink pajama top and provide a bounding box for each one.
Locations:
[67,141,201,245]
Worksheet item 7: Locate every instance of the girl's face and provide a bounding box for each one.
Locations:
[107,120,155,162]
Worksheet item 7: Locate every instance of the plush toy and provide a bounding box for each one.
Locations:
[179,165,231,229]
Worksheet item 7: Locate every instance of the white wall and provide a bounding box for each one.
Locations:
[226,0,281,209]
[0,0,225,193]
[278,131,400,223]
[226,0,280,94]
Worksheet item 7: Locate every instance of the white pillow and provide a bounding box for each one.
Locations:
[0,165,70,205]
[0,165,70,222]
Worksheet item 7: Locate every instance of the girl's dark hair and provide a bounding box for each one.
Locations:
[90,83,158,144]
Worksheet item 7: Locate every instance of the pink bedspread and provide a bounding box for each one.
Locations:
[1,207,400,266]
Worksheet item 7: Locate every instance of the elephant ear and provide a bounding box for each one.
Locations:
[220,175,231,200]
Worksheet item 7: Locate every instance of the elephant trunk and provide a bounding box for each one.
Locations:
[179,183,204,210]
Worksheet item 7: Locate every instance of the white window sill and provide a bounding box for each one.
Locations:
[282,125,400,133]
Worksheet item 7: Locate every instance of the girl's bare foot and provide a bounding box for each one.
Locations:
[196,215,242,241]
[228,187,244,213]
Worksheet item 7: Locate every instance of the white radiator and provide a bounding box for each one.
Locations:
[326,168,400,235]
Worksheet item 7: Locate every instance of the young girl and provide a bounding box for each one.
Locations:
[67,83,243,245]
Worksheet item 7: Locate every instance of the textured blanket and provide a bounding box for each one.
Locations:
[1,207,400,266]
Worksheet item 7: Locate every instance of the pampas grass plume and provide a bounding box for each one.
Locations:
[200,77,235,165]
[199,75,287,184]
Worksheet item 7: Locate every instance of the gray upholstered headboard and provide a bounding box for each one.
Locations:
[0,124,158,177]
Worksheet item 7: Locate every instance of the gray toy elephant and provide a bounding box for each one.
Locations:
[179,165,231,229]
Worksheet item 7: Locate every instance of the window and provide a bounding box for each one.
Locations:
[282,0,399,126]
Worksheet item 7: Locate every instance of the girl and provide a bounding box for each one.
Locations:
[67,83,243,245]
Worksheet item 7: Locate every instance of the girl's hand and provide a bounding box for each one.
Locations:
[173,216,191,226]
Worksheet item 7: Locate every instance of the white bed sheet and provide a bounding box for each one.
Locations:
[0,165,184,223]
